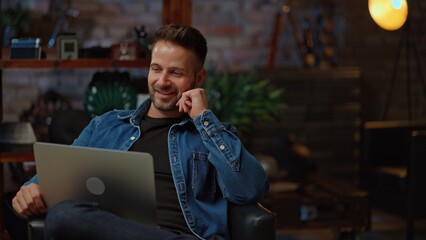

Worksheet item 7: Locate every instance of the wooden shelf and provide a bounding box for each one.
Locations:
[0,151,34,163]
[0,58,150,69]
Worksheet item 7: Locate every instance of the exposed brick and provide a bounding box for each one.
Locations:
[2,0,426,124]
[207,37,233,50]
[101,3,126,15]
[122,2,149,15]
[211,25,242,36]
[71,1,103,16]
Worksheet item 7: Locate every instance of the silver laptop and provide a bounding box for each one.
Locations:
[33,142,157,225]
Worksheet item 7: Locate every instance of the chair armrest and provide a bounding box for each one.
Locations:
[229,203,276,240]
[27,218,45,240]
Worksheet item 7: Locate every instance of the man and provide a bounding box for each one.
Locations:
[12,24,269,240]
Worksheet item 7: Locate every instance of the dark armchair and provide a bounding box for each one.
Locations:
[27,203,276,240]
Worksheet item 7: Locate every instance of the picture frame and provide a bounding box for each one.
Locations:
[110,42,139,60]
[58,35,79,60]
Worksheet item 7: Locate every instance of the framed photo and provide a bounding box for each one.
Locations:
[111,42,139,60]
[58,35,79,60]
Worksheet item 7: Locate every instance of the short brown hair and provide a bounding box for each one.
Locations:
[153,24,207,67]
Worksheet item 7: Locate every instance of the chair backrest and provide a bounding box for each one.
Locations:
[408,131,426,202]
[361,120,426,167]
[48,109,91,144]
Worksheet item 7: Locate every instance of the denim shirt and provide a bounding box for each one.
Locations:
[26,99,269,239]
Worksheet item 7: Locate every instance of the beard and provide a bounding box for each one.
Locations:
[148,85,180,112]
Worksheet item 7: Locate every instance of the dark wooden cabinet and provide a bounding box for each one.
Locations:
[251,67,362,181]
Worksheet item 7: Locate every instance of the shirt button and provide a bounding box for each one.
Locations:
[130,136,136,141]
[219,145,225,150]
[203,121,209,126]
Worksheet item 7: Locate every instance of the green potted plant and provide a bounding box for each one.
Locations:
[203,70,286,133]
[1,3,30,46]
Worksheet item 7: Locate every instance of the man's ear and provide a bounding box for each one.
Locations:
[196,68,207,87]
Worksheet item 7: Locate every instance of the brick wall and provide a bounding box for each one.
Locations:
[3,0,424,121]
[2,0,345,120]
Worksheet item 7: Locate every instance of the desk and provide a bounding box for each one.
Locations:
[0,152,34,239]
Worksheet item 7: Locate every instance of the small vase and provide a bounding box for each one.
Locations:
[3,25,17,47]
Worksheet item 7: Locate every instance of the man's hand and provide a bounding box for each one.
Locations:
[177,88,209,119]
[12,183,46,218]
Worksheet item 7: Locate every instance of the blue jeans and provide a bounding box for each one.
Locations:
[44,200,200,240]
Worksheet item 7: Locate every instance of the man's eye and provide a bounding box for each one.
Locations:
[172,71,183,76]
[151,66,161,72]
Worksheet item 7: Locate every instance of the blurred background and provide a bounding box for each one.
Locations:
[1,0,426,239]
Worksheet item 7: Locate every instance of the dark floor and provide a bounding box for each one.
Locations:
[276,208,426,240]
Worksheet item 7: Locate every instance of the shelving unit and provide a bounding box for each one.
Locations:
[0,0,192,119]
[0,59,150,69]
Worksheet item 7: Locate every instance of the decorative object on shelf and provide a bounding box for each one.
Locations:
[10,38,42,59]
[79,47,110,59]
[202,70,286,133]
[0,122,36,152]
[111,42,139,60]
[84,71,137,117]
[1,3,30,47]
[57,33,79,60]
[134,24,153,59]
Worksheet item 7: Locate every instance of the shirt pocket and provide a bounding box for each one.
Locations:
[191,151,216,196]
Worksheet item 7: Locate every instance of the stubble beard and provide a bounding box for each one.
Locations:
[149,86,180,112]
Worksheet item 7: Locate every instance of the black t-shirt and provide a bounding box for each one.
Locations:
[129,116,191,234]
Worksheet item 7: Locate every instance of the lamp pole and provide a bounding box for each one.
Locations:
[381,1,426,121]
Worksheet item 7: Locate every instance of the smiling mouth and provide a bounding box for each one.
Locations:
[156,90,176,98]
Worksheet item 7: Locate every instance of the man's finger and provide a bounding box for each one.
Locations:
[11,197,24,216]
[32,194,46,214]
[14,195,34,216]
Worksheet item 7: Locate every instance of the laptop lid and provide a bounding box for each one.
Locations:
[33,142,157,225]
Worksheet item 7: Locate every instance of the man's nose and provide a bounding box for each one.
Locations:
[157,72,170,85]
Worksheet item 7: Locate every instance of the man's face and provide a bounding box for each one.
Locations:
[147,40,204,118]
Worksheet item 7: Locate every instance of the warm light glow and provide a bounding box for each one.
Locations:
[369,0,408,31]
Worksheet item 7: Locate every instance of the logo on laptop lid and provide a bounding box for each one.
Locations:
[86,177,106,195]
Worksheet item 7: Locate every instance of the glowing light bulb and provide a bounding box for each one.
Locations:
[369,0,408,31]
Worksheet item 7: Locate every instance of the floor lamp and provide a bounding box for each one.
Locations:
[369,0,426,121]
[368,3,426,240]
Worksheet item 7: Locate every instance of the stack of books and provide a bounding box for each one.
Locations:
[10,38,42,59]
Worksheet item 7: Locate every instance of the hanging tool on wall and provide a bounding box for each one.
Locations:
[267,2,305,69]
[47,0,79,48]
